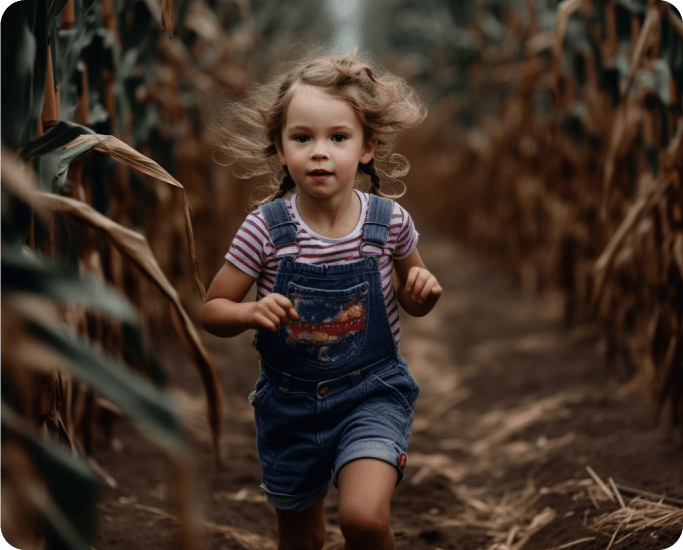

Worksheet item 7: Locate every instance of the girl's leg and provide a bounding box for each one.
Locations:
[337,458,398,550]
[275,497,327,550]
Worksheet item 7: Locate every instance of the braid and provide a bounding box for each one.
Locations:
[359,160,381,195]
[275,172,296,199]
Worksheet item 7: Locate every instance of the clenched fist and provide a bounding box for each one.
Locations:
[404,267,442,305]
[248,293,299,332]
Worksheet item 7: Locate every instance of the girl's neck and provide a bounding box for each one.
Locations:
[295,188,361,239]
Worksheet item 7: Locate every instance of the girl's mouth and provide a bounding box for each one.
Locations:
[309,170,332,182]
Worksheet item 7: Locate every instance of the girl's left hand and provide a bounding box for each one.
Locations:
[404,266,442,304]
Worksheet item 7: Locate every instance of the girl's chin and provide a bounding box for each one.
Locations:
[295,179,356,200]
[298,188,348,202]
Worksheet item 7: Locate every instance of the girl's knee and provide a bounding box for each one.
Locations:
[276,502,327,550]
[338,505,391,541]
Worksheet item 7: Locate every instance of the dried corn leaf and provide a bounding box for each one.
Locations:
[1,148,48,218]
[622,2,662,100]
[551,0,583,103]
[160,0,175,37]
[61,134,206,301]
[30,191,223,467]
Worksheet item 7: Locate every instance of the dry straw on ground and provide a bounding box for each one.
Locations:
[415,470,683,550]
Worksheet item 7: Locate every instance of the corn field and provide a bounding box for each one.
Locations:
[1,0,682,549]
[401,0,683,434]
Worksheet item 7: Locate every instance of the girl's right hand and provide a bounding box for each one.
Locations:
[249,293,299,332]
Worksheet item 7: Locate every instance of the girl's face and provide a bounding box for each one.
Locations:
[276,84,376,203]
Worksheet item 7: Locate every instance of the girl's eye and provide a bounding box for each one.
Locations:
[294,135,309,143]
[331,134,347,143]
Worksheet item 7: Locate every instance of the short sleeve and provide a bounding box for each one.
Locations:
[392,203,419,260]
[225,209,272,279]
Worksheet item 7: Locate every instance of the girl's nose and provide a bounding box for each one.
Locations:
[311,143,329,159]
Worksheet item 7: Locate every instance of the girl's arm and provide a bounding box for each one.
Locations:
[393,249,442,317]
[202,261,298,338]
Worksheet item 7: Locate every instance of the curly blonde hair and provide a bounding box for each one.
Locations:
[213,52,427,206]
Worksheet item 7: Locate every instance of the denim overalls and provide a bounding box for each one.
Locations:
[249,194,420,511]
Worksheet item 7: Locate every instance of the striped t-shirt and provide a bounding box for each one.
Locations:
[226,190,419,346]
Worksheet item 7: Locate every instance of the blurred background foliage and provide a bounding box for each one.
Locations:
[397,0,683,435]
[1,0,682,547]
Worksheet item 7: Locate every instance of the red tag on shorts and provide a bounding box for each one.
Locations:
[397,452,407,469]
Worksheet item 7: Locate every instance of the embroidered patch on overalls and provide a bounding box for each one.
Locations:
[287,298,365,344]
[283,283,369,365]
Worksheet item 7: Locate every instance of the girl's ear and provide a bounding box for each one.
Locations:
[360,138,377,164]
[275,136,287,166]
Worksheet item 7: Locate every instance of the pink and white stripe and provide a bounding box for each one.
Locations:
[226,191,419,346]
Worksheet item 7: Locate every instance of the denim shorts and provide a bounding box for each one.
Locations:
[249,355,420,511]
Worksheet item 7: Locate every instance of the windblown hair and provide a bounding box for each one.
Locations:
[213,52,427,206]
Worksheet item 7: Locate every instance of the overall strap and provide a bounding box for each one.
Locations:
[260,199,297,249]
[362,194,393,248]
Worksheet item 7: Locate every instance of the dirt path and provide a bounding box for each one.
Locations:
[94,231,683,550]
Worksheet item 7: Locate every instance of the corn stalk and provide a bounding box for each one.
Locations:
[401,0,683,434]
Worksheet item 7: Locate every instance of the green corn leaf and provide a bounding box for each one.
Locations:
[55,0,98,101]
[479,11,506,41]
[1,0,48,150]
[653,59,672,106]
[54,135,101,190]
[616,0,647,15]
[630,67,656,101]
[34,148,64,192]
[1,246,168,387]
[565,18,592,51]
[21,121,96,162]
[1,246,137,324]
[1,402,97,547]
[25,316,188,456]
[0,192,34,248]
[46,0,71,29]
[54,0,95,81]
[40,502,92,550]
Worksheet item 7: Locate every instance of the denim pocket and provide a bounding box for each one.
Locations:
[249,371,271,407]
[367,364,419,417]
[280,280,369,368]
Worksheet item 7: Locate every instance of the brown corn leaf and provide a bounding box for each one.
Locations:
[160,0,175,37]
[551,0,583,101]
[622,2,662,101]
[184,2,220,41]
[0,147,49,218]
[601,89,649,219]
[31,191,223,468]
[592,170,677,317]
[673,233,683,279]
[63,134,206,301]
[661,119,683,172]
[593,195,649,282]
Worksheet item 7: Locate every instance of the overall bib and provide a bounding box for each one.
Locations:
[250,194,419,511]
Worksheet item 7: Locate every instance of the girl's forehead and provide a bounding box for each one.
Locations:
[284,84,361,127]
[288,84,342,105]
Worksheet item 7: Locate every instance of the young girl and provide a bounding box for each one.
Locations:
[202,53,442,550]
